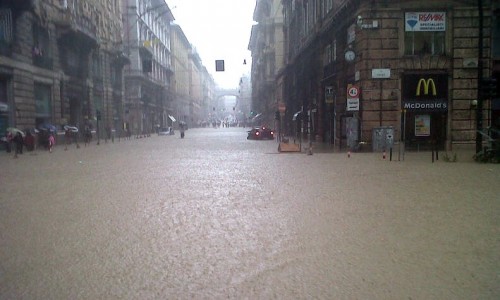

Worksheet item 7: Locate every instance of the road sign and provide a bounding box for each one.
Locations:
[347,84,360,111]
[347,85,360,98]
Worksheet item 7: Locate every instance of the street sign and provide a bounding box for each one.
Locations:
[347,84,360,111]
[347,99,360,111]
[347,85,360,98]
[372,68,391,79]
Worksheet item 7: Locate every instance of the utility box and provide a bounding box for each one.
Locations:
[372,126,395,152]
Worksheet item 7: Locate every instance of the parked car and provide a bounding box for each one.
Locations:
[247,126,274,140]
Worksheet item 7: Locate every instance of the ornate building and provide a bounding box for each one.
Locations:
[249,0,285,129]
[121,0,174,136]
[0,0,128,139]
[279,0,500,152]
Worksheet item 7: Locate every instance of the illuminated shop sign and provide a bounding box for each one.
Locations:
[403,74,448,112]
[405,12,446,32]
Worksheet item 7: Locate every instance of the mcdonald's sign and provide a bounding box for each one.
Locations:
[403,74,448,112]
[416,78,437,96]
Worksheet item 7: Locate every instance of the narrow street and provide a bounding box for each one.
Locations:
[1,127,499,299]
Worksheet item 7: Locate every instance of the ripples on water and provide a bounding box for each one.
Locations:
[1,128,499,299]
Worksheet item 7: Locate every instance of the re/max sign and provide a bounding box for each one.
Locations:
[419,13,444,22]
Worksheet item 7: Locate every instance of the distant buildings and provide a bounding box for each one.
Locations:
[250,0,500,152]
[0,0,215,140]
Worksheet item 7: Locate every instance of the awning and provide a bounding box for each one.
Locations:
[292,111,302,121]
[168,115,176,122]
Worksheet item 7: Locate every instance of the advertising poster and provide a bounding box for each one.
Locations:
[405,12,446,32]
[415,115,430,136]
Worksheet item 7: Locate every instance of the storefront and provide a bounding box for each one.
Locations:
[402,73,448,150]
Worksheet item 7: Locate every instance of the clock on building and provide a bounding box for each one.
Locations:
[344,49,356,62]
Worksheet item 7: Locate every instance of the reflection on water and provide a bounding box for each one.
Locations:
[0,128,498,299]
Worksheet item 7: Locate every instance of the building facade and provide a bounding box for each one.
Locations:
[171,24,215,128]
[249,0,285,128]
[277,0,499,151]
[121,0,174,136]
[0,0,128,139]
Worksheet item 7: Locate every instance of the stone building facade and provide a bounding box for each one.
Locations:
[249,0,285,128]
[121,0,174,136]
[278,0,499,151]
[171,24,216,128]
[0,0,127,139]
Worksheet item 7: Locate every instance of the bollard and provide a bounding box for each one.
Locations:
[383,150,386,160]
[389,148,393,161]
[307,142,313,155]
[347,151,351,158]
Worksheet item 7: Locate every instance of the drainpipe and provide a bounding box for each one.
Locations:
[476,0,484,154]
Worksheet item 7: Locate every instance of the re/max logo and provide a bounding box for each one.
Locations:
[419,13,445,22]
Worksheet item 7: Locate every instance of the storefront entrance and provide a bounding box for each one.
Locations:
[402,73,448,150]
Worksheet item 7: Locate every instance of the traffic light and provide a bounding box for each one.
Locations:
[481,77,498,98]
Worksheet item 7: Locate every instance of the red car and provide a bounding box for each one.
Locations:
[247,126,274,140]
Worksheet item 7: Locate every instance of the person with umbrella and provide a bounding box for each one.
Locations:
[179,121,186,138]
[48,132,55,153]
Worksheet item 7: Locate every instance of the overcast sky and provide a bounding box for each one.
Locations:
[166,0,256,89]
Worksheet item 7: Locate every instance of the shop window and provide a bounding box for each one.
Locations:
[0,9,13,55]
[34,83,52,125]
[404,12,446,56]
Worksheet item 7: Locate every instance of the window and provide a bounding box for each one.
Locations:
[0,9,13,55]
[493,14,500,58]
[92,53,102,79]
[34,83,52,126]
[404,12,446,56]
[33,25,52,68]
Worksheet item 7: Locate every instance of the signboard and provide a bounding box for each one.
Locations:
[372,68,391,79]
[405,12,446,32]
[402,74,448,112]
[325,86,334,104]
[346,84,360,111]
[415,115,431,136]
[347,99,360,111]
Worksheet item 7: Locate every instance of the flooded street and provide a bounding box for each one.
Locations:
[1,127,499,299]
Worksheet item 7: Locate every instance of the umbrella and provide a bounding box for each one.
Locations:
[63,125,79,133]
[38,123,57,132]
[6,127,25,137]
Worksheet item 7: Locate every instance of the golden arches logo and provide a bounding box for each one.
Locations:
[416,78,437,96]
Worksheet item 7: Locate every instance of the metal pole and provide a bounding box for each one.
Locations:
[476,0,484,153]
